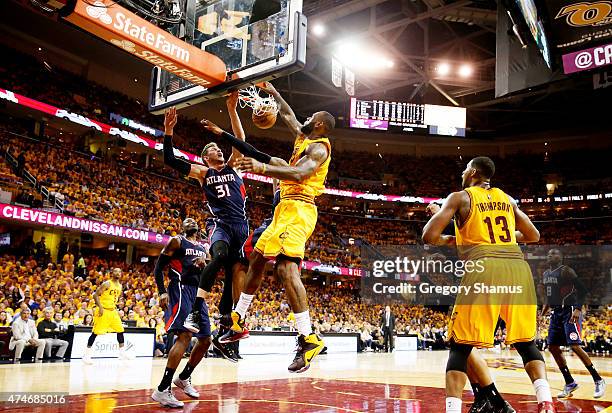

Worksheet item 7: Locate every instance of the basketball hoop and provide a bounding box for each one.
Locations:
[238,86,279,117]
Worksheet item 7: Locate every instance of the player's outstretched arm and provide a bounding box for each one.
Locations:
[154,237,180,300]
[226,91,246,167]
[511,200,540,243]
[259,82,302,136]
[155,237,181,310]
[422,192,462,246]
[163,107,207,184]
[201,119,273,164]
[234,142,328,182]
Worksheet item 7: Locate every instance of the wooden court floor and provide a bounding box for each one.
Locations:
[0,349,609,412]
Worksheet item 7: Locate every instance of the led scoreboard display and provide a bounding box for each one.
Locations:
[349,97,466,137]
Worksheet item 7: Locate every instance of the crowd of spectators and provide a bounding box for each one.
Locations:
[1,252,609,361]
[1,44,611,199]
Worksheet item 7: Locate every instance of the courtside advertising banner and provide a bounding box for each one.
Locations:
[71,329,154,358]
[545,0,612,51]
[62,0,227,87]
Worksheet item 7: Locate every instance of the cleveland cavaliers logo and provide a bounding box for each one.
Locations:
[556,1,612,27]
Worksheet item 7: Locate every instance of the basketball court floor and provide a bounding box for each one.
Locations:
[0,349,609,412]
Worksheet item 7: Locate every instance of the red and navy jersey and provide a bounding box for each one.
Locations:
[542,265,578,308]
[169,236,208,286]
[202,165,247,222]
[261,189,281,228]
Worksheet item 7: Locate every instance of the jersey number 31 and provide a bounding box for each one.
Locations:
[215,184,230,198]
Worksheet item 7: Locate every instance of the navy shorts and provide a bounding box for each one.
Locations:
[164,279,211,337]
[206,219,249,261]
[547,306,583,346]
[244,219,271,257]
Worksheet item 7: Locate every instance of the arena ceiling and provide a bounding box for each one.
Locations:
[2,0,610,137]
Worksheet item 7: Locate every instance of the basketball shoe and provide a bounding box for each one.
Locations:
[557,382,578,398]
[288,333,324,373]
[594,378,606,398]
[151,387,184,408]
[218,311,250,344]
[183,311,201,334]
[173,376,199,398]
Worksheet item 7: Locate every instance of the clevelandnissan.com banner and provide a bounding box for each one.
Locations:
[61,0,226,87]
[562,42,612,73]
[0,203,170,244]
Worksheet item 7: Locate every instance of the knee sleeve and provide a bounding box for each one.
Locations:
[87,333,97,347]
[117,332,125,344]
[514,341,543,365]
[199,241,230,292]
[446,342,473,373]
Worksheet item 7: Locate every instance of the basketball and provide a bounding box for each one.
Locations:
[252,108,277,129]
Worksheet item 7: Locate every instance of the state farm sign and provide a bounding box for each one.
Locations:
[62,0,226,87]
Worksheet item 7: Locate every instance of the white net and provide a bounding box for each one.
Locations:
[238,86,279,117]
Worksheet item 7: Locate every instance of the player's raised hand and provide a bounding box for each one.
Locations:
[226,90,239,109]
[235,157,264,174]
[258,81,277,95]
[200,119,223,136]
[164,107,178,135]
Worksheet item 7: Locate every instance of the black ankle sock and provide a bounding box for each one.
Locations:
[179,362,195,380]
[193,297,204,312]
[586,364,602,382]
[560,365,575,384]
[471,382,482,399]
[158,367,176,391]
[482,383,505,408]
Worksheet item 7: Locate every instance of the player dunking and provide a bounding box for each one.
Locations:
[151,218,211,408]
[201,82,334,372]
[542,248,605,399]
[162,93,248,352]
[83,268,132,364]
[423,157,556,413]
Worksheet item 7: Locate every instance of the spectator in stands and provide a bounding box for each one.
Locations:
[0,310,9,327]
[34,237,46,263]
[37,307,69,361]
[9,307,45,363]
[81,313,93,327]
[57,237,68,263]
[149,318,165,357]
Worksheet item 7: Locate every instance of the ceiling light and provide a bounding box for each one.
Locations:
[436,63,450,76]
[458,64,473,77]
[312,24,325,37]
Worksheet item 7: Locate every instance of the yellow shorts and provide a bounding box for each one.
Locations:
[255,199,317,260]
[92,307,124,335]
[448,257,537,347]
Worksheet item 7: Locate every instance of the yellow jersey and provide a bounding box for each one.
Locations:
[280,134,331,204]
[99,280,122,309]
[455,186,522,258]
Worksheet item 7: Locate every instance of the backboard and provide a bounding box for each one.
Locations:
[148,0,306,113]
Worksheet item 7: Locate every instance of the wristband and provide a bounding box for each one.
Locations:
[262,164,267,174]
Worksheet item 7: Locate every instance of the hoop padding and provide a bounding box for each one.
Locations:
[238,86,279,117]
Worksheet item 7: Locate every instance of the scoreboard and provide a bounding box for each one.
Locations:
[349,97,466,137]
